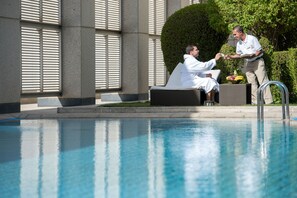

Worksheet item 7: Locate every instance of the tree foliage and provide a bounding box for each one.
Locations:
[208,0,297,50]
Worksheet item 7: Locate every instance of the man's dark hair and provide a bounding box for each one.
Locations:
[233,25,244,33]
[186,44,197,54]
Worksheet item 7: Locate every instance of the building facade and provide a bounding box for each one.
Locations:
[0,0,197,113]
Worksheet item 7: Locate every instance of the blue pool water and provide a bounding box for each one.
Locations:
[0,118,297,198]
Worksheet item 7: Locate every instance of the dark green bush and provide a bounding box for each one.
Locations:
[161,4,228,74]
[287,48,297,102]
[270,51,289,103]
[259,37,274,78]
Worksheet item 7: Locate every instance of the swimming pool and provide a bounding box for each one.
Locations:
[0,118,297,197]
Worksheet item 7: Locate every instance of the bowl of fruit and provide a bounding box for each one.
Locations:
[226,75,244,84]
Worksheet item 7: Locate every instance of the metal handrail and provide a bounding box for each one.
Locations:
[257,81,290,120]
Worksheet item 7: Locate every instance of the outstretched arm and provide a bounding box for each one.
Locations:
[225,53,255,59]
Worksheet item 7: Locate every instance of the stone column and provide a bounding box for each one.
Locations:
[39,0,96,106]
[122,0,149,100]
[0,0,21,113]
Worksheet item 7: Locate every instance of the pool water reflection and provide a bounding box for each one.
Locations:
[0,118,297,197]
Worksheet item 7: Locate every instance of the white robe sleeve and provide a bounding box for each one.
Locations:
[184,56,216,72]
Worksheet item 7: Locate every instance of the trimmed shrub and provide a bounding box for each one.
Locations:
[161,4,227,74]
[259,37,274,79]
[271,51,289,104]
[287,48,297,102]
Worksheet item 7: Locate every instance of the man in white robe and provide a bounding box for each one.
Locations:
[181,44,222,105]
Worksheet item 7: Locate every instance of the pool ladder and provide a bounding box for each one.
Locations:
[257,81,290,120]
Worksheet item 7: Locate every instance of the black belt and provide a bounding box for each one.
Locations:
[251,56,263,62]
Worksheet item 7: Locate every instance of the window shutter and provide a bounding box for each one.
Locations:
[42,29,61,92]
[21,0,60,24]
[148,0,166,86]
[95,34,121,90]
[42,0,60,24]
[155,39,166,85]
[21,0,61,94]
[95,34,107,89]
[21,27,61,93]
[21,27,41,93]
[156,0,165,35]
[21,0,40,22]
[148,39,155,86]
[95,0,106,29]
[108,0,121,30]
[95,0,121,90]
[107,35,121,89]
[149,38,166,86]
[95,0,120,30]
[189,0,202,4]
[149,0,155,35]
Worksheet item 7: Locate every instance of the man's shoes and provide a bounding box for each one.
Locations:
[204,100,215,106]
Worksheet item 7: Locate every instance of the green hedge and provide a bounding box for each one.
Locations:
[266,49,297,104]
[286,48,297,102]
[270,51,289,103]
[161,4,227,74]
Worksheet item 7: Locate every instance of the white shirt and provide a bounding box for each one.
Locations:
[236,34,262,62]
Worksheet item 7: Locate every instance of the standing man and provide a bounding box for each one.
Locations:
[226,25,273,104]
[181,44,222,105]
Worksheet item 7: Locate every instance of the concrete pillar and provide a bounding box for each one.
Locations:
[0,0,21,113]
[120,0,149,100]
[39,0,96,107]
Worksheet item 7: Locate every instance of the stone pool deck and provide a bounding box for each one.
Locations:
[0,102,297,120]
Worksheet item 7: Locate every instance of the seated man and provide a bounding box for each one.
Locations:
[181,44,222,105]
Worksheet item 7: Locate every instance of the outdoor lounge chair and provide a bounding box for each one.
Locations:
[150,63,220,106]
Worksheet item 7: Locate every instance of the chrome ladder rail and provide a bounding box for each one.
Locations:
[257,81,290,120]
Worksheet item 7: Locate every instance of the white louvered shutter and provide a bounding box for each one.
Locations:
[155,39,165,85]
[95,35,107,89]
[95,35,121,90]
[95,0,107,29]
[21,0,60,24]
[21,27,41,93]
[95,0,120,30]
[95,0,121,90]
[148,39,155,86]
[189,0,202,4]
[149,0,155,35]
[156,0,165,35]
[21,0,41,22]
[108,36,121,88]
[21,0,61,94]
[21,27,61,93]
[148,0,166,86]
[42,30,61,92]
[108,0,121,30]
